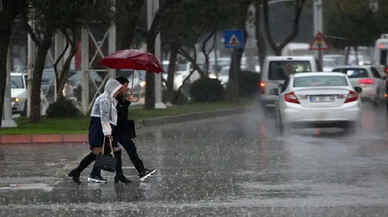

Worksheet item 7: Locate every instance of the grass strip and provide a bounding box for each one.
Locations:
[0,98,255,135]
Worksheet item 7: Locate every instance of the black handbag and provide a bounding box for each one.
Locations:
[128,120,136,139]
[94,137,117,172]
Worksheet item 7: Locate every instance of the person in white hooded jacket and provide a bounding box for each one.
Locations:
[68,78,126,184]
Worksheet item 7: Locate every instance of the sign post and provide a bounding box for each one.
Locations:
[309,32,330,70]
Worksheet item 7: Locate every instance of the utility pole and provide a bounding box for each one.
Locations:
[313,0,323,69]
[313,0,323,35]
[147,0,166,109]
[108,0,116,78]
[27,18,35,118]
[1,46,17,128]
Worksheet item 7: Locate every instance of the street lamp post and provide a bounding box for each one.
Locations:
[313,0,323,35]
[2,46,17,128]
[147,0,166,109]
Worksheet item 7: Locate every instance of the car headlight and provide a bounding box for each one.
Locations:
[12,97,21,103]
[140,81,146,88]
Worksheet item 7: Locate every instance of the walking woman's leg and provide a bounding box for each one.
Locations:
[88,147,107,183]
[68,152,96,184]
[114,150,132,183]
[120,137,145,174]
[120,137,156,181]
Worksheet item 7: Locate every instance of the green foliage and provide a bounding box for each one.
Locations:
[161,0,252,48]
[46,97,81,118]
[190,78,224,102]
[239,71,261,97]
[28,0,114,34]
[324,0,387,47]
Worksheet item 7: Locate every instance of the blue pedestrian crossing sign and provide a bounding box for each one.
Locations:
[224,30,245,48]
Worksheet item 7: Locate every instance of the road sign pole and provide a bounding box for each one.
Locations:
[318,44,323,71]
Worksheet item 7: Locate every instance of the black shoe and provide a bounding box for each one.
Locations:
[114,174,132,184]
[139,169,157,182]
[88,175,107,183]
[68,169,81,184]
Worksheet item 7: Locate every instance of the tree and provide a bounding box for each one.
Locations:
[324,0,384,50]
[144,0,183,109]
[53,30,78,99]
[23,0,113,122]
[116,0,145,50]
[262,0,307,56]
[159,0,221,102]
[255,0,267,73]
[225,0,252,103]
[159,0,254,103]
[0,0,25,127]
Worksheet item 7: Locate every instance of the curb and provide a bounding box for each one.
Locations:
[0,134,88,144]
[0,106,254,144]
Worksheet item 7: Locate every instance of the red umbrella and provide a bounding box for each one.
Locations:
[99,49,163,73]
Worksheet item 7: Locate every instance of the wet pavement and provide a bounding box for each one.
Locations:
[0,103,387,217]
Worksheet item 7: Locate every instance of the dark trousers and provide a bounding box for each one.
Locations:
[118,135,145,174]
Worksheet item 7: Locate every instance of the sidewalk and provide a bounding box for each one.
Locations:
[0,107,253,144]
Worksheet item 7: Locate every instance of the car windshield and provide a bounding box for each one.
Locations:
[293,76,348,87]
[323,59,336,67]
[269,61,312,80]
[220,67,229,75]
[11,75,25,88]
[332,68,369,78]
[176,64,188,71]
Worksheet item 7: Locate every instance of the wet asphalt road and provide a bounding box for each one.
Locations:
[0,103,387,217]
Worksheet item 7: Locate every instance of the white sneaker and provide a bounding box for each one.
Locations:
[139,169,157,182]
[88,175,107,183]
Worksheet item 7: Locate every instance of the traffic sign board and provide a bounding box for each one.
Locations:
[224,30,245,49]
[310,32,330,50]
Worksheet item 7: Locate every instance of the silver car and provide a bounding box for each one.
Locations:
[332,65,386,106]
[272,72,362,134]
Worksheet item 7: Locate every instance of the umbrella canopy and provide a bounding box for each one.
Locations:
[99,49,163,73]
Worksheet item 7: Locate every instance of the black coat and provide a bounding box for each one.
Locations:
[116,95,136,138]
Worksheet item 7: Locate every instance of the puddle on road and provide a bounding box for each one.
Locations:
[0,183,53,192]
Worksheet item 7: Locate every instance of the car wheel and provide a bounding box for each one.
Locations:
[344,122,359,134]
[372,91,380,107]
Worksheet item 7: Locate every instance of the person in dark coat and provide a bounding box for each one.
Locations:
[115,77,157,182]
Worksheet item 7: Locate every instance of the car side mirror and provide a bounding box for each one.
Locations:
[270,88,280,96]
[354,86,362,93]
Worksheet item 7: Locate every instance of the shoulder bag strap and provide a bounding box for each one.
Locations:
[108,137,114,157]
[101,137,106,154]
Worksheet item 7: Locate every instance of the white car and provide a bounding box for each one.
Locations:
[259,56,319,108]
[273,72,362,134]
[162,61,199,90]
[11,72,28,113]
[332,65,386,106]
[209,66,229,87]
[322,58,337,72]
[11,72,49,115]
